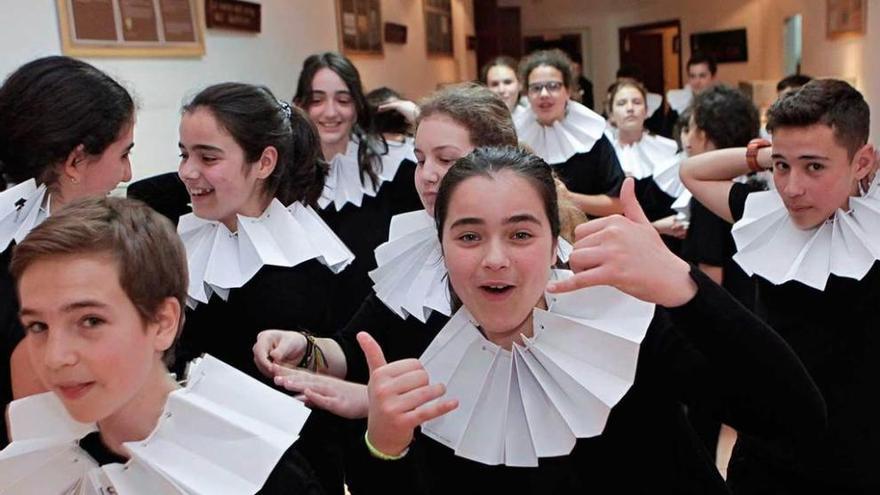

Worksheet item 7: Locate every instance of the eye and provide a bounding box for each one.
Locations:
[336,96,353,105]
[512,231,533,241]
[773,161,790,172]
[23,321,47,334]
[458,232,480,243]
[178,152,189,161]
[80,315,106,329]
[201,155,218,164]
[807,162,825,172]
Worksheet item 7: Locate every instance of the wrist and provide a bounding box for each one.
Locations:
[746,138,773,172]
[365,430,410,460]
[660,258,699,308]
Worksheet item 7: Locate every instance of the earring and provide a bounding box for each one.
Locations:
[69,176,79,184]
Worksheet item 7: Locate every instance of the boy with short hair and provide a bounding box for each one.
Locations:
[2,197,322,494]
[681,78,879,493]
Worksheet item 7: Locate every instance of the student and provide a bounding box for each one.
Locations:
[355,147,824,494]
[515,49,624,218]
[604,78,686,239]
[680,78,879,494]
[176,82,352,494]
[366,86,412,142]
[294,52,423,325]
[0,56,135,447]
[667,51,718,115]
[479,56,523,115]
[0,197,323,494]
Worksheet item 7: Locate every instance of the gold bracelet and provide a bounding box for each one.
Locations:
[364,431,409,461]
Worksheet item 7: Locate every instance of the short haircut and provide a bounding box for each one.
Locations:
[691,85,759,148]
[687,52,718,76]
[11,197,188,366]
[605,78,648,118]
[366,86,410,136]
[776,74,813,93]
[417,82,518,148]
[767,79,869,158]
[519,49,573,89]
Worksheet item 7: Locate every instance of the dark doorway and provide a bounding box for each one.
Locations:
[618,20,681,95]
[474,0,522,72]
[523,34,582,65]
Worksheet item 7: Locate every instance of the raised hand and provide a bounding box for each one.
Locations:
[547,178,698,307]
[273,365,369,419]
[359,332,458,456]
[253,330,307,378]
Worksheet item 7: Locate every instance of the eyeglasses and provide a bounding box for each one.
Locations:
[527,81,564,95]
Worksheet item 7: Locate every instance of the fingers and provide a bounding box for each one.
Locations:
[546,266,609,293]
[619,177,650,225]
[358,331,388,372]
[404,397,459,426]
[253,330,281,377]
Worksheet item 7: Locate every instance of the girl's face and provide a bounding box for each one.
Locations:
[610,86,647,134]
[441,170,556,350]
[70,124,134,199]
[526,65,570,126]
[178,107,275,230]
[305,68,357,154]
[683,114,712,157]
[486,65,521,112]
[414,114,474,216]
[19,254,173,424]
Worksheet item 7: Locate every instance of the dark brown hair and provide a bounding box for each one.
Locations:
[605,78,649,121]
[479,55,519,84]
[692,85,759,148]
[519,49,573,89]
[418,83,518,148]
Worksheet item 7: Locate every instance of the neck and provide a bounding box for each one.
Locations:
[486,295,547,351]
[322,139,350,161]
[221,193,273,232]
[617,128,643,146]
[97,360,178,458]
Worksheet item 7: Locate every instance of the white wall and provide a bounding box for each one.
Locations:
[0,0,476,180]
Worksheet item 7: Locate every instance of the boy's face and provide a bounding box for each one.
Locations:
[687,62,715,94]
[771,124,873,229]
[18,254,172,423]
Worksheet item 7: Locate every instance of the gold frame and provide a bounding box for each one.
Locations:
[826,0,866,40]
[57,0,205,57]
[335,0,384,57]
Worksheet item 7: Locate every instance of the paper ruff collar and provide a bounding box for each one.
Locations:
[369,210,573,323]
[605,128,680,180]
[418,270,654,466]
[666,87,693,114]
[514,100,607,165]
[178,199,354,307]
[652,150,688,199]
[732,177,880,290]
[0,355,310,495]
[318,137,415,210]
[0,179,49,252]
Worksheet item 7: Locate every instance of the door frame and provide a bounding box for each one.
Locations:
[618,19,682,89]
[522,26,593,80]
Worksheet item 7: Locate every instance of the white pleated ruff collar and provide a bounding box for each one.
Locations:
[732,177,880,290]
[0,179,50,252]
[178,199,354,308]
[369,210,573,323]
[418,269,655,466]
[604,128,680,181]
[665,86,693,114]
[514,100,607,165]
[0,355,310,495]
[318,137,416,210]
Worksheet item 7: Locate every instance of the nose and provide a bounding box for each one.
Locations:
[781,170,806,197]
[42,329,78,371]
[178,156,198,181]
[121,160,132,183]
[323,99,340,117]
[419,158,442,185]
[539,86,551,97]
[481,238,510,271]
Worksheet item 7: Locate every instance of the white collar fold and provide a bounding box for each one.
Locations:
[318,137,415,210]
[605,128,679,180]
[732,178,880,290]
[0,179,49,252]
[178,199,354,307]
[419,270,654,466]
[514,100,606,164]
[0,355,310,495]
[369,210,573,323]
[666,86,693,114]
[652,150,689,199]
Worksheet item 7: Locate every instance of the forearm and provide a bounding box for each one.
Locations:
[570,192,623,217]
[315,337,347,378]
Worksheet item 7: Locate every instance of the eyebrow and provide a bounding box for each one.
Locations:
[178,143,224,153]
[123,142,135,153]
[449,213,543,230]
[311,90,352,96]
[20,300,110,318]
[771,153,830,161]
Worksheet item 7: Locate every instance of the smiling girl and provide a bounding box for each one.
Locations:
[356,147,824,494]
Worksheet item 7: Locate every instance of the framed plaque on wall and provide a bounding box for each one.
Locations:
[424,0,453,56]
[336,0,383,56]
[57,0,205,57]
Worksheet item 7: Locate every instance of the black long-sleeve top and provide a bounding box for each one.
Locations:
[726,182,880,494]
[319,160,423,328]
[352,267,826,494]
[550,135,625,201]
[0,247,23,449]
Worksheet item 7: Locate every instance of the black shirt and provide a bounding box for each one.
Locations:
[726,182,880,494]
[354,268,825,494]
[0,247,23,448]
[550,135,625,201]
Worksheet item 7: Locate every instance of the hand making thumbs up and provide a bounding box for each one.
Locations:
[547,178,698,307]
[358,332,458,457]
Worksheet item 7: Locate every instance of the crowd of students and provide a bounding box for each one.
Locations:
[0,46,876,495]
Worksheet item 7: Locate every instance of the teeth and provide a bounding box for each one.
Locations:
[190,187,214,195]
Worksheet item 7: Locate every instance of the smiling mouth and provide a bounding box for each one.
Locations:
[56,382,95,400]
[188,186,215,197]
[480,284,514,295]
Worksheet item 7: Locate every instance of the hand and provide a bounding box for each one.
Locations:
[652,215,688,239]
[273,365,369,419]
[377,99,420,125]
[253,330,307,378]
[555,178,572,203]
[546,178,698,307]
[360,332,457,456]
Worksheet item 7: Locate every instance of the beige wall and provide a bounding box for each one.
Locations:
[501,0,877,141]
[352,0,477,100]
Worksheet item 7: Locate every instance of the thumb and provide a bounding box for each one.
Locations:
[357,331,387,373]
[620,177,649,224]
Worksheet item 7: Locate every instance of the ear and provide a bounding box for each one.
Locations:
[550,237,558,267]
[62,144,88,184]
[851,143,875,180]
[255,146,278,180]
[150,297,182,353]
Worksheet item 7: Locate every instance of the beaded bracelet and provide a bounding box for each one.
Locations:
[364,431,409,461]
